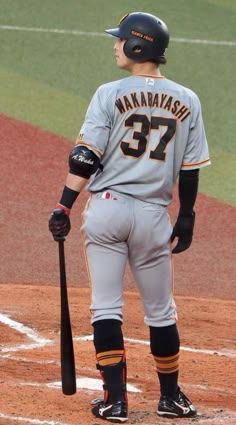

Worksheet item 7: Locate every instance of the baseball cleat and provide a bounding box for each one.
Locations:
[157,389,197,418]
[91,397,128,423]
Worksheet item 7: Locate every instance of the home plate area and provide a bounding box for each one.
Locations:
[1,302,236,425]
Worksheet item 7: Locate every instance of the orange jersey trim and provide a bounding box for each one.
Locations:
[181,158,211,168]
[137,74,166,79]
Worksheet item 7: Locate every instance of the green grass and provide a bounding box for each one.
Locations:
[0,66,86,140]
[0,0,235,205]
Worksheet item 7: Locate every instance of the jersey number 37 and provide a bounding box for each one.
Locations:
[120,113,176,161]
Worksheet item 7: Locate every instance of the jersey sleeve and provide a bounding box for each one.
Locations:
[181,95,211,170]
[75,86,112,157]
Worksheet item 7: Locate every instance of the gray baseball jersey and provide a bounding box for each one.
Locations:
[76,75,210,205]
[79,75,210,326]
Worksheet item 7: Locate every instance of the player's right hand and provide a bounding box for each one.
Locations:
[171,211,195,254]
[49,208,71,241]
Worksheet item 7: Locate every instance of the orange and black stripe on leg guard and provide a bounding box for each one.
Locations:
[96,349,125,366]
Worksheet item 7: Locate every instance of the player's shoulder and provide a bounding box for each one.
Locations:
[95,77,130,95]
[92,77,133,109]
[164,78,200,103]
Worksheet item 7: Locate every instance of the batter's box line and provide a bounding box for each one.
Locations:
[75,335,236,359]
[0,412,74,425]
[1,312,236,360]
[0,313,52,353]
[1,409,236,425]
[0,353,59,365]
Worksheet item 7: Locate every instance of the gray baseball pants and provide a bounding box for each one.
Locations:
[81,190,177,327]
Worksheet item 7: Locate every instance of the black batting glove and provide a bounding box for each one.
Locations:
[49,208,71,241]
[171,211,195,254]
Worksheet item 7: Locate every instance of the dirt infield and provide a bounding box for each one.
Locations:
[0,114,236,425]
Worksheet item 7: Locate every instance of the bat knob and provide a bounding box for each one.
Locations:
[54,208,66,218]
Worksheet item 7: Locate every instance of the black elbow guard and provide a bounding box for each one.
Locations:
[68,145,101,179]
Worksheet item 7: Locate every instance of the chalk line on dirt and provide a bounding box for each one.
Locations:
[75,335,236,359]
[0,313,52,352]
[0,412,73,425]
[4,377,141,393]
[1,410,236,425]
[48,377,141,393]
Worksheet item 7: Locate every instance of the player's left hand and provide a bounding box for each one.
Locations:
[49,208,71,241]
[171,211,195,254]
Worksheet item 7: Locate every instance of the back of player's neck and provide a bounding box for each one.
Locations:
[130,62,161,78]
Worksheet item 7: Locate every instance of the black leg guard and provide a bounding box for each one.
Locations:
[97,357,127,404]
[91,320,128,421]
[93,319,127,402]
[91,359,128,422]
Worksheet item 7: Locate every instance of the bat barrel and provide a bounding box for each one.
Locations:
[58,240,76,395]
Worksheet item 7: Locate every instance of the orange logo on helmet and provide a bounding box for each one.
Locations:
[130,30,154,42]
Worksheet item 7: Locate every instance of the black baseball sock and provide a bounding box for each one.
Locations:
[150,324,180,398]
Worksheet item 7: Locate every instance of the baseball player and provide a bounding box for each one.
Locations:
[49,12,210,423]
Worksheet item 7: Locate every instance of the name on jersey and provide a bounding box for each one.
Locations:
[115,91,191,122]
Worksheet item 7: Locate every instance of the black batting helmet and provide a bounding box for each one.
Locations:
[105,12,169,64]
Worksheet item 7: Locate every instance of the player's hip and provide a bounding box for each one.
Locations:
[81,189,171,245]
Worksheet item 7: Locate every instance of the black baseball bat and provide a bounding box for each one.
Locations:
[57,230,76,395]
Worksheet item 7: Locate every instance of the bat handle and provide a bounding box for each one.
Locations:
[58,240,66,281]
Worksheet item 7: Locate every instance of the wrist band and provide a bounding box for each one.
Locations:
[55,203,71,216]
[59,185,80,209]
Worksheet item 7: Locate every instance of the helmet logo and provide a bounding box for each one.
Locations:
[130,30,154,42]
